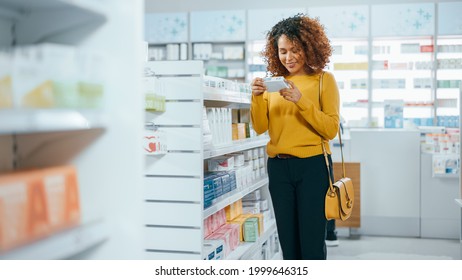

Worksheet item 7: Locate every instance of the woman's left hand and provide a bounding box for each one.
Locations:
[279,80,301,103]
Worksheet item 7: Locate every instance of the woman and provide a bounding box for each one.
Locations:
[250,14,340,260]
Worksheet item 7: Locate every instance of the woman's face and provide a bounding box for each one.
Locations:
[277,34,306,76]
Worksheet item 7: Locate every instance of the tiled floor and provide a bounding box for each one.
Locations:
[327,236,462,260]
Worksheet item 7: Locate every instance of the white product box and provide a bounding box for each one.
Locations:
[203,239,225,260]
[259,158,265,168]
[258,147,265,158]
[228,153,245,167]
[243,189,261,201]
[243,199,268,212]
[13,44,78,108]
[259,167,265,177]
[143,129,167,155]
[203,243,216,260]
[263,76,290,92]
[252,148,259,160]
[243,150,253,161]
[242,205,260,214]
[208,156,234,171]
[252,159,259,170]
[223,46,244,60]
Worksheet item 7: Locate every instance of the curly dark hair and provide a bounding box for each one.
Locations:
[262,14,332,76]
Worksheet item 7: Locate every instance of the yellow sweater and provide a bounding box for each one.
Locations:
[251,72,340,158]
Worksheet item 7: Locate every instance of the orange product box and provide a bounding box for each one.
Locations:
[0,176,30,252]
[42,166,80,229]
[0,165,80,253]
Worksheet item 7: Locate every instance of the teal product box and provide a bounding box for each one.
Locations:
[203,178,215,209]
[205,172,223,199]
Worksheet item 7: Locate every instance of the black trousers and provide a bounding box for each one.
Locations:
[267,154,333,260]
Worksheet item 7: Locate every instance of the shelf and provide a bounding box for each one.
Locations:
[204,136,269,159]
[0,0,106,45]
[226,219,277,260]
[0,109,106,134]
[271,251,283,260]
[203,87,250,104]
[203,177,269,219]
[455,199,462,208]
[0,220,108,260]
[433,173,459,178]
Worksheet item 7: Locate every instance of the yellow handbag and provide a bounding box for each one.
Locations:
[322,133,354,221]
[318,72,354,221]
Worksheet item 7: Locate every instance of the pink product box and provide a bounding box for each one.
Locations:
[216,224,240,251]
[204,216,213,237]
[214,209,227,227]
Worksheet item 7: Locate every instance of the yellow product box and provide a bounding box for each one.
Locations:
[0,50,13,108]
[0,76,12,108]
[224,200,242,221]
[250,213,264,235]
[333,62,368,71]
[229,215,248,241]
[231,123,246,140]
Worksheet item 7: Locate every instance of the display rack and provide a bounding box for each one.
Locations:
[371,37,434,128]
[328,39,369,127]
[0,0,145,259]
[144,60,278,260]
[193,42,246,80]
[435,37,462,123]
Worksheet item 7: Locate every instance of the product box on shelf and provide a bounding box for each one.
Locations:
[76,50,105,108]
[243,217,259,242]
[224,199,242,221]
[0,49,13,109]
[0,165,80,253]
[215,224,240,252]
[202,243,216,260]
[208,156,234,172]
[203,239,224,260]
[143,127,167,155]
[203,179,215,209]
[12,44,78,108]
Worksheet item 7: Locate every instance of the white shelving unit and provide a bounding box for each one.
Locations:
[0,109,106,134]
[0,0,145,259]
[143,60,278,260]
[0,220,107,260]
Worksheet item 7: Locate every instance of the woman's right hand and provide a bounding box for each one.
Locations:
[251,77,266,96]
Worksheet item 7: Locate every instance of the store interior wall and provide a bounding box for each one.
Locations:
[145,0,450,12]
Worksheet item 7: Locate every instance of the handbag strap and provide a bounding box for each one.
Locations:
[318,71,346,182]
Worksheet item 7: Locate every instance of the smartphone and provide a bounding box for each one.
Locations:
[263,77,290,92]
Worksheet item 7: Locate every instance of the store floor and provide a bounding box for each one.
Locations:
[327,236,461,260]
